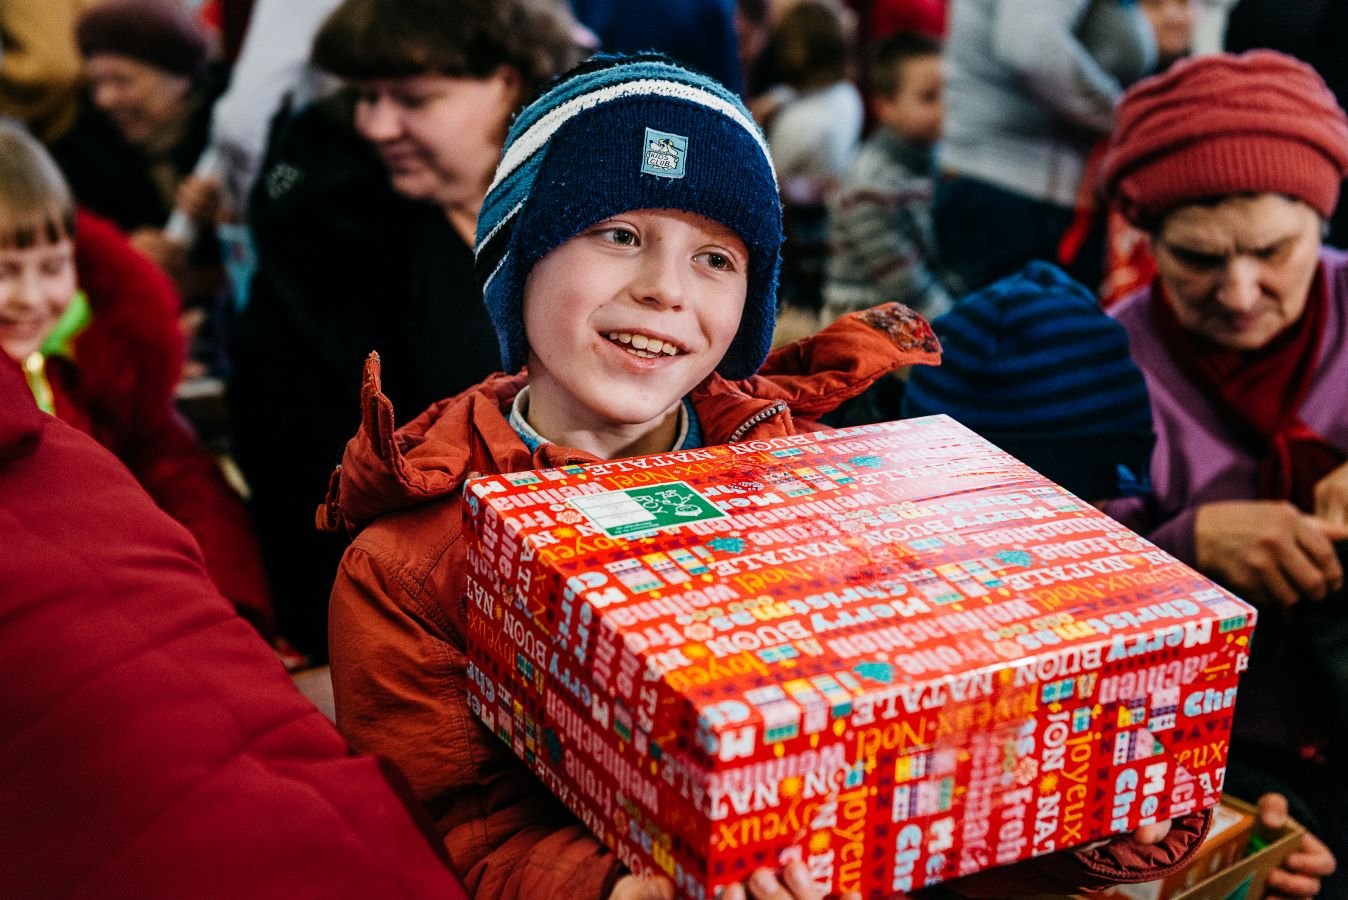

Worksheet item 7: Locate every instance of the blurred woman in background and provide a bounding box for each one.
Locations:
[227,0,583,658]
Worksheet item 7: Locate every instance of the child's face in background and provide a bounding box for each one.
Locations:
[0,238,77,361]
[522,209,748,447]
[1140,0,1195,64]
[875,54,943,145]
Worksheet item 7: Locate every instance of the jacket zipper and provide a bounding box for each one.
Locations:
[728,401,788,442]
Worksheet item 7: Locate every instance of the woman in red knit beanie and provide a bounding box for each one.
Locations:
[1101,50,1348,893]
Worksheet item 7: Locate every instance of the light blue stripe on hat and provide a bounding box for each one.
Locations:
[488,74,773,199]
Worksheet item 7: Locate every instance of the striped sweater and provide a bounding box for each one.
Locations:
[823,127,955,323]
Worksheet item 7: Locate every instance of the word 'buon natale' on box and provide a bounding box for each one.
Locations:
[462,416,1255,899]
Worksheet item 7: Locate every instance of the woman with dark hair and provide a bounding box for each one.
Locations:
[227,0,583,658]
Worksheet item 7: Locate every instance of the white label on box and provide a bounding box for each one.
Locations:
[569,482,725,537]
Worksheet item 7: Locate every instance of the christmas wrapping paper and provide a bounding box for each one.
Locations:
[462,416,1256,898]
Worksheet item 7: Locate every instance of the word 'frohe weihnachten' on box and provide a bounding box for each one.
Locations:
[462,415,1256,899]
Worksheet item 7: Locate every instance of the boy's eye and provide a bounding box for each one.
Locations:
[697,251,736,271]
[598,227,638,246]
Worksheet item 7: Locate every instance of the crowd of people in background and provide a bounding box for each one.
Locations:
[2,0,1347,897]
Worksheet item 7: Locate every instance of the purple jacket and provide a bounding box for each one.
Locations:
[1104,247,1348,564]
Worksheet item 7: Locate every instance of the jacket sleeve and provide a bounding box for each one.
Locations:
[330,528,625,900]
[124,406,274,632]
[989,0,1124,135]
[73,210,274,633]
[746,303,942,419]
[945,809,1211,896]
[1104,496,1200,569]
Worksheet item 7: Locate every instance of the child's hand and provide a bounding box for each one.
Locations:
[1130,819,1172,845]
[721,861,861,900]
[1258,793,1336,898]
[608,862,865,900]
[608,874,675,900]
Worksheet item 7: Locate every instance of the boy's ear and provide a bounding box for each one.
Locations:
[494,65,523,104]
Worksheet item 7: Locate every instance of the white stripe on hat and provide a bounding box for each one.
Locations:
[474,199,524,262]
[481,249,509,296]
[486,78,776,199]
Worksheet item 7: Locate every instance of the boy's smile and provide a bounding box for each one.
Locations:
[521,208,749,459]
[603,330,687,358]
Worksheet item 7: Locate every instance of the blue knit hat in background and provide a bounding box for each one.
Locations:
[475,54,782,379]
[902,262,1155,499]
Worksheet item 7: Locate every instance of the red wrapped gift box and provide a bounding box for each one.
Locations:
[462,416,1256,898]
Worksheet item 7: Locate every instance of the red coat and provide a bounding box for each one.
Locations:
[56,210,273,631]
[324,305,1210,898]
[0,352,468,899]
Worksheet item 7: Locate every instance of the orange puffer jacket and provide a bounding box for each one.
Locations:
[324,304,1210,899]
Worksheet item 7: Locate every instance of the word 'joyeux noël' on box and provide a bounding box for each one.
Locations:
[462,415,1256,899]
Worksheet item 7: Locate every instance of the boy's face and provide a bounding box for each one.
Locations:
[875,54,943,145]
[522,209,748,442]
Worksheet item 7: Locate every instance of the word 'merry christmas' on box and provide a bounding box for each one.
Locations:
[461,416,1256,899]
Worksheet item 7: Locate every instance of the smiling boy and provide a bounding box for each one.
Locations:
[324,56,1209,899]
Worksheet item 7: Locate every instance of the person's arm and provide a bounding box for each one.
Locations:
[73,210,273,632]
[1258,793,1338,899]
[1192,500,1348,608]
[330,532,624,899]
[122,401,274,631]
[989,0,1128,135]
[1105,494,1347,608]
[1314,459,1348,526]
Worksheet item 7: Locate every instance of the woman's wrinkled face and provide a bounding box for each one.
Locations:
[353,70,519,212]
[0,238,77,360]
[1152,194,1323,350]
[86,54,192,148]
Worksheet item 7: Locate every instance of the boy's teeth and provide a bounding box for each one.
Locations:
[605,332,682,356]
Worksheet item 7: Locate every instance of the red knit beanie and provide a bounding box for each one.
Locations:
[77,0,209,79]
[1101,50,1348,229]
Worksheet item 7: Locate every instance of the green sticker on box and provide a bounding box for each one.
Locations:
[569,481,725,538]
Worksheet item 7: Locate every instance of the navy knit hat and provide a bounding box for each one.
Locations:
[475,54,782,379]
[902,262,1154,499]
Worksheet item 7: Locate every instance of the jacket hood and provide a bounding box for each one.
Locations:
[322,303,940,534]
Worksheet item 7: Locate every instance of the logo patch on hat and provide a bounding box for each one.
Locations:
[641,127,687,179]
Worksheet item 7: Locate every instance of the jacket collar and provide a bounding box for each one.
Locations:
[323,303,941,534]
